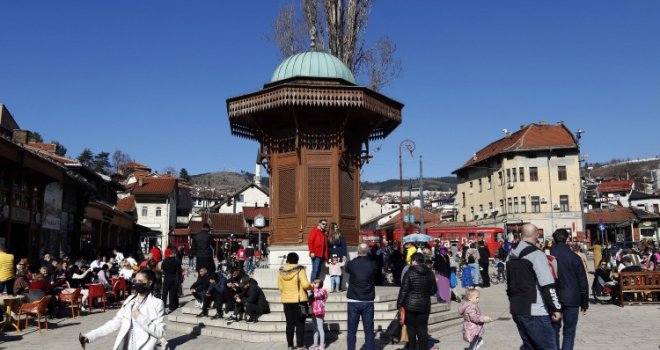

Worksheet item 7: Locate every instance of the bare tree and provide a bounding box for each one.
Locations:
[270,0,401,91]
[112,150,133,175]
[162,166,177,176]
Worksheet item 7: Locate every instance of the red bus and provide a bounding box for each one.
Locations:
[362,226,504,258]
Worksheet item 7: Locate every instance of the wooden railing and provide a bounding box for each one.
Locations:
[618,271,660,307]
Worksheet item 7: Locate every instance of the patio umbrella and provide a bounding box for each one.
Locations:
[403,233,433,243]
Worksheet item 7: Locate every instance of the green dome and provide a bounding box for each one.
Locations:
[271,51,356,84]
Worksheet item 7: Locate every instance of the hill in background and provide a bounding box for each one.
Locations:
[588,157,660,181]
[190,171,457,195]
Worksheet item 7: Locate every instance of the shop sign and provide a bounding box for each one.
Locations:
[595,196,620,203]
[11,207,30,223]
[43,182,63,230]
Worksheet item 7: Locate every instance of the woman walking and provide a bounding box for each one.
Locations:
[432,244,451,305]
[278,252,311,350]
[397,252,438,350]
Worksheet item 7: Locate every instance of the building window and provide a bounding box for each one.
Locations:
[530,167,539,181]
[156,207,162,216]
[463,215,466,222]
[478,179,482,192]
[479,204,483,214]
[462,192,466,207]
[238,194,245,202]
[489,202,493,211]
[560,195,569,212]
[531,196,541,213]
[141,207,148,217]
[498,171,503,186]
[521,197,527,213]
[507,197,513,213]
[519,167,524,182]
[514,197,519,213]
[488,175,492,190]
[558,166,567,181]
[506,169,511,184]
[470,207,474,219]
[512,168,517,182]
[470,181,473,188]
[499,199,504,210]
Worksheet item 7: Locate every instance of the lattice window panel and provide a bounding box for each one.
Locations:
[340,169,355,215]
[278,168,296,215]
[308,167,331,213]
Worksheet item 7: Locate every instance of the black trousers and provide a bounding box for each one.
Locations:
[245,303,265,320]
[480,262,490,287]
[196,257,215,274]
[192,290,205,303]
[405,310,430,350]
[162,277,179,311]
[283,303,306,348]
[202,290,224,315]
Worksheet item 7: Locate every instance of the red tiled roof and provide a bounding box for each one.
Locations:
[116,195,136,212]
[189,213,245,234]
[125,161,150,169]
[597,180,634,194]
[243,206,270,219]
[132,177,177,195]
[585,205,636,225]
[26,142,56,153]
[455,123,577,173]
[382,207,441,227]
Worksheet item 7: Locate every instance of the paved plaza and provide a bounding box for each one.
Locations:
[1,269,658,350]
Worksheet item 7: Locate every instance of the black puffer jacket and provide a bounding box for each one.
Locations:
[397,264,437,313]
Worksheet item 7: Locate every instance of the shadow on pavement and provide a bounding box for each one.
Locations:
[167,324,204,350]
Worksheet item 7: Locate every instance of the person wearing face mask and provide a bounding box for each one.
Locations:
[79,269,166,350]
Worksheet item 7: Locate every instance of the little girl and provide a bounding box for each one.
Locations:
[458,288,493,349]
[325,255,345,292]
[310,279,328,350]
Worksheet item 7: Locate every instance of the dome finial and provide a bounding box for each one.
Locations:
[309,25,316,51]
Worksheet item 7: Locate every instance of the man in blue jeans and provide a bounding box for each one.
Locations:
[550,229,588,350]
[346,243,378,350]
[507,224,562,350]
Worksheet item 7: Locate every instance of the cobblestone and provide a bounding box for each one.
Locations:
[2,265,659,350]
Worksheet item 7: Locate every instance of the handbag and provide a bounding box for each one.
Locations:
[297,271,311,317]
[385,310,403,343]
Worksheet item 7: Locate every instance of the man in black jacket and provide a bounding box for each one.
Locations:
[190,267,210,310]
[234,276,269,323]
[191,223,215,274]
[550,229,588,350]
[346,243,378,350]
[478,240,491,288]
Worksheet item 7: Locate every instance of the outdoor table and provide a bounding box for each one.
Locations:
[0,294,24,332]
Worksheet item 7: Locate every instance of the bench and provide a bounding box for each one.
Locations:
[618,271,660,307]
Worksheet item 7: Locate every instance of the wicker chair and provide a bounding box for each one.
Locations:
[18,295,52,334]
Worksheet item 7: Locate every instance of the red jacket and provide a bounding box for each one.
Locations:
[308,227,328,260]
[150,247,162,263]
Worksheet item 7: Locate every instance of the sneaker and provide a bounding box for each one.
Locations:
[211,313,223,320]
[476,339,484,350]
[196,312,208,318]
[226,315,238,323]
[245,317,258,324]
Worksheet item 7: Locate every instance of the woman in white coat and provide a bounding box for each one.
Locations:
[80,269,166,350]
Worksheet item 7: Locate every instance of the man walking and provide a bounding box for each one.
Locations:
[346,243,378,350]
[308,219,328,280]
[191,222,215,274]
[506,223,562,350]
[550,229,588,350]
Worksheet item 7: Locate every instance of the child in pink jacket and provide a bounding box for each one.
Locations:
[458,288,493,349]
[310,279,328,350]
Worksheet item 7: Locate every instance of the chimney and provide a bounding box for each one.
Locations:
[138,177,143,187]
[254,162,262,187]
[539,120,547,126]
[12,130,31,144]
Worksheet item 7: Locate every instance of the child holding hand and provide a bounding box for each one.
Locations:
[458,288,493,349]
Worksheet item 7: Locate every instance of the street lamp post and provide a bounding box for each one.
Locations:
[399,140,416,230]
[576,129,586,242]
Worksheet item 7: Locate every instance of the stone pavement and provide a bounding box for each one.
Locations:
[1,269,659,350]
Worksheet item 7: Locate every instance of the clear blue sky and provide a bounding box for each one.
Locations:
[1,1,658,182]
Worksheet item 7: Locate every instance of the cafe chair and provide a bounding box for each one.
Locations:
[87,284,107,312]
[59,288,82,318]
[18,295,52,334]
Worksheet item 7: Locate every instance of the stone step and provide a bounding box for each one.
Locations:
[260,289,400,303]
[180,302,451,321]
[168,311,462,343]
[168,309,460,334]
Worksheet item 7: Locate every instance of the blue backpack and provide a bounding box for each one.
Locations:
[461,266,473,288]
